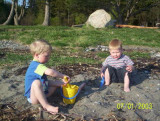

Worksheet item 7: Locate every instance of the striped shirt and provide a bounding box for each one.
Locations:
[102,54,134,69]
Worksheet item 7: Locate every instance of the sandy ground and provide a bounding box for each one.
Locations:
[0,64,160,121]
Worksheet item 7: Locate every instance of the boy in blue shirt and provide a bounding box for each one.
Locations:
[25,40,70,114]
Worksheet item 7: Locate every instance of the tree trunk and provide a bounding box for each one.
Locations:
[2,0,15,25]
[18,0,26,22]
[14,0,19,25]
[115,1,124,24]
[67,9,69,25]
[14,0,26,25]
[42,0,50,26]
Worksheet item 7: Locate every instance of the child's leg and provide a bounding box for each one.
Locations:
[30,79,58,114]
[46,80,65,97]
[104,68,110,85]
[79,83,86,91]
[124,72,130,92]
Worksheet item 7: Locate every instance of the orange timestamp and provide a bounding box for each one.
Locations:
[117,103,153,110]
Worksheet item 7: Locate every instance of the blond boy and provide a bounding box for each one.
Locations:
[101,39,134,92]
[25,40,70,114]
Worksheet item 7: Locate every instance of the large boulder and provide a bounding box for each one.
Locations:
[86,9,113,28]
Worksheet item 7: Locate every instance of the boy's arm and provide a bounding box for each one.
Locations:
[44,68,65,78]
[101,66,105,73]
[125,56,134,72]
[101,57,108,77]
[101,57,109,72]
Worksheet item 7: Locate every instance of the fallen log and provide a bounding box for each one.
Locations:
[116,24,159,29]
[72,24,84,27]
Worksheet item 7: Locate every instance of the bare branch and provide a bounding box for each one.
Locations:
[18,0,26,21]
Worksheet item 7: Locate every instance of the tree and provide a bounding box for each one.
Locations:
[26,0,45,25]
[0,0,10,24]
[98,0,160,24]
[42,0,50,26]
[14,0,26,25]
[2,0,15,25]
[2,0,26,25]
[65,0,75,25]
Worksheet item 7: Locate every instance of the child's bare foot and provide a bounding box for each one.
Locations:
[104,79,110,86]
[124,88,130,92]
[45,104,58,114]
[104,81,110,86]
[79,83,86,91]
[104,83,110,86]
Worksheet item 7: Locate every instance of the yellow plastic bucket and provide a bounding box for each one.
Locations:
[62,84,79,104]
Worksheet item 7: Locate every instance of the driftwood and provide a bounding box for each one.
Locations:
[72,24,84,27]
[116,24,159,29]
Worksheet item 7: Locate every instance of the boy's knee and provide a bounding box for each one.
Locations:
[32,79,42,87]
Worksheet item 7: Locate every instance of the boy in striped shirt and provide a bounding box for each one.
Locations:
[101,39,134,92]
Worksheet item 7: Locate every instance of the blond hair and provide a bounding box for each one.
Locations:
[30,40,52,55]
[109,39,122,50]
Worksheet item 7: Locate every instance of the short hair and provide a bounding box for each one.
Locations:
[30,40,52,55]
[109,39,122,50]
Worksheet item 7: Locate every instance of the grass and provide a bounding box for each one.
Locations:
[97,51,150,60]
[123,51,150,59]
[48,55,97,66]
[0,50,150,67]
[0,51,98,67]
[0,25,159,67]
[0,52,32,66]
[0,25,160,47]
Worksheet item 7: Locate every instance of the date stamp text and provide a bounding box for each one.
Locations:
[117,103,153,110]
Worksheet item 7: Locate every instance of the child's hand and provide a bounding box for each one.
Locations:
[101,73,104,78]
[126,65,133,72]
[63,76,70,84]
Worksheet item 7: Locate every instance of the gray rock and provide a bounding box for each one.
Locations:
[85,47,96,52]
[85,45,108,52]
[86,9,112,28]
[98,45,108,51]
[151,52,160,58]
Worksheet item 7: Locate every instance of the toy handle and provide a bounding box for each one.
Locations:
[64,76,69,82]
[64,76,71,88]
[60,87,80,99]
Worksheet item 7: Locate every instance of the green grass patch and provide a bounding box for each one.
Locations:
[123,51,150,59]
[47,54,97,66]
[97,52,110,58]
[0,26,160,48]
[0,51,98,67]
[97,51,150,60]
[0,52,32,66]
[0,25,158,67]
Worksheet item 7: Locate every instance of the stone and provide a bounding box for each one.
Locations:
[156,23,160,27]
[151,52,160,58]
[86,9,112,28]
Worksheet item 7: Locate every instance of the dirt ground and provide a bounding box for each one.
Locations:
[0,56,160,121]
[0,43,160,120]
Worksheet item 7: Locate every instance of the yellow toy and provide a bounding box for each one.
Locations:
[62,76,79,104]
[61,76,86,104]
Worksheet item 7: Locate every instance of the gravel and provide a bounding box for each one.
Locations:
[0,40,29,52]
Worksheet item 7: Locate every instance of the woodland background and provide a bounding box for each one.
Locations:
[0,0,160,26]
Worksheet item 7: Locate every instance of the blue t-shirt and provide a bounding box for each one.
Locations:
[24,60,48,98]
